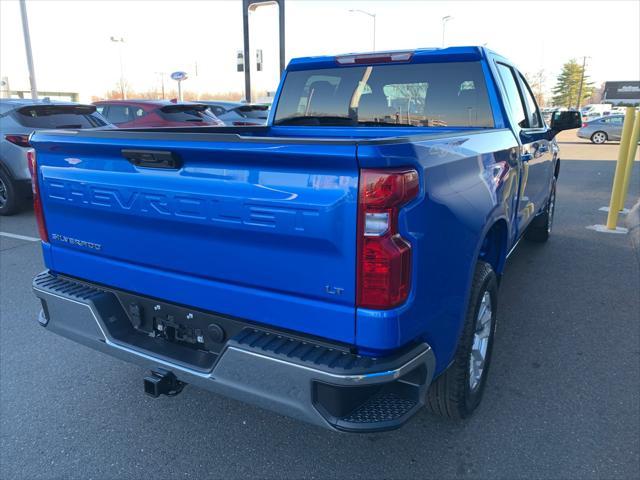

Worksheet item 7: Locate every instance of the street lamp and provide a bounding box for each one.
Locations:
[349,9,376,51]
[110,36,126,99]
[441,15,453,48]
[19,0,38,100]
[576,56,591,110]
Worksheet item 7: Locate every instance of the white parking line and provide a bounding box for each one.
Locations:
[0,232,40,242]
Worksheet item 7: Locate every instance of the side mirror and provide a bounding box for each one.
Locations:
[550,110,582,132]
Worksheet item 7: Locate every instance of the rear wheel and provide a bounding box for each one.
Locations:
[0,169,20,216]
[590,131,607,144]
[525,178,556,243]
[426,261,498,419]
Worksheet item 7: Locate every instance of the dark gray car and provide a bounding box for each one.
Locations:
[577,115,624,144]
[0,99,109,215]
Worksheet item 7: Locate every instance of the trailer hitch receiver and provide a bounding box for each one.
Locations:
[144,368,186,397]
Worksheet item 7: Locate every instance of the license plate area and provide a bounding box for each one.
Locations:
[116,291,249,356]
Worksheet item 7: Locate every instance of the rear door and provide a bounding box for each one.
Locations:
[495,63,552,232]
[602,116,624,140]
[31,131,359,344]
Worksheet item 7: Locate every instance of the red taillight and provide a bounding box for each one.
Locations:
[5,134,31,148]
[27,150,48,242]
[581,122,588,128]
[357,169,419,309]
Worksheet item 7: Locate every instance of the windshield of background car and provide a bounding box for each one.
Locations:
[14,107,108,128]
[274,61,494,127]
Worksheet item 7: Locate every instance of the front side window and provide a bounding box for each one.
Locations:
[274,61,494,127]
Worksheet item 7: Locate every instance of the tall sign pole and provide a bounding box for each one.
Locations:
[170,71,188,102]
[242,0,285,103]
[19,0,38,100]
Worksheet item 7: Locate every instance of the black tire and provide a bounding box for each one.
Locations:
[590,131,608,144]
[426,260,498,419]
[525,177,556,243]
[0,169,20,216]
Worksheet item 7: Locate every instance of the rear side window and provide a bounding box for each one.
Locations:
[274,61,494,127]
[103,105,133,124]
[518,74,542,128]
[496,63,527,128]
[14,107,108,128]
[209,106,227,116]
[602,116,623,124]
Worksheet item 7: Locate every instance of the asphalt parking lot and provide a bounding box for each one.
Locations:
[1,132,639,480]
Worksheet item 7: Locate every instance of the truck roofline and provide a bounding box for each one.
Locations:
[286,46,496,71]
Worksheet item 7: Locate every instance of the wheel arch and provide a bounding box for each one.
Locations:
[478,218,509,276]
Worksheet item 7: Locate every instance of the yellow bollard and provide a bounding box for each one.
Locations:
[606,107,636,229]
[618,110,640,210]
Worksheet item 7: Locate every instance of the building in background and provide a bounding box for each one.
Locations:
[602,81,640,106]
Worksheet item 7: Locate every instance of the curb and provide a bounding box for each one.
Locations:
[626,198,640,265]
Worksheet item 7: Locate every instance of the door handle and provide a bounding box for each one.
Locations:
[122,149,181,169]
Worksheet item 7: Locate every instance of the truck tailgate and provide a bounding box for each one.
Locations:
[31,132,359,344]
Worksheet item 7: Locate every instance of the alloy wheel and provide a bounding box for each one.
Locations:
[469,291,493,391]
[0,176,7,208]
[547,184,556,234]
[592,132,606,144]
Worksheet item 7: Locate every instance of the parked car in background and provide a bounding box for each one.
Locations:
[0,99,109,215]
[541,107,558,125]
[577,115,624,143]
[199,101,269,126]
[581,103,612,118]
[93,100,224,128]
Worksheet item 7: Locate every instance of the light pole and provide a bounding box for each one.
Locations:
[110,36,126,99]
[349,9,376,51]
[576,56,590,110]
[19,0,38,100]
[441,15,453,48]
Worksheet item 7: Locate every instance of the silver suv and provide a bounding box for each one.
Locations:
[0,99,109,215]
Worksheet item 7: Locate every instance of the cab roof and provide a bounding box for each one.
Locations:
[286,46,498,71]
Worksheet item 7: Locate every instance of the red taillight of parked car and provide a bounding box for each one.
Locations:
[27,150,48,242]
[581,122,588,128]
[5,134,31,147]
[357,169,419,309]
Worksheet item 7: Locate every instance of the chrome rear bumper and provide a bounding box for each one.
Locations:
[33,271,435,432]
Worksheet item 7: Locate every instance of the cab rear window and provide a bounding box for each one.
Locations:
[274,61,494,127]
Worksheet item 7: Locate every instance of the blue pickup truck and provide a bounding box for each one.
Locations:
[29,47,580,432]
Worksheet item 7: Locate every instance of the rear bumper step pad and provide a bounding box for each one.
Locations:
[33,270,435,432]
